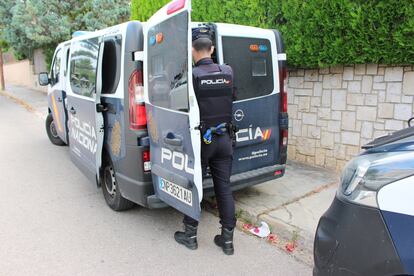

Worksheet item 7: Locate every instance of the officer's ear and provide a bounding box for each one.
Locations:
[209,46,215,55]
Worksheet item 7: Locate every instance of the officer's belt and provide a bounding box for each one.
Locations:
[202,123,228,144]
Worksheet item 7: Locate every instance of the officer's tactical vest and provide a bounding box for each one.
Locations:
[193,63,233,129]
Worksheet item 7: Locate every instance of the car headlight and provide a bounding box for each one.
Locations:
[338,151,414,207]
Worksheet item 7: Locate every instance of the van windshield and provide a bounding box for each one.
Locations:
[222,37,274,101]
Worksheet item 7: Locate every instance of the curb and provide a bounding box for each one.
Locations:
[232,203,314,266]
[0,90,46,120]
[258,213,314,265]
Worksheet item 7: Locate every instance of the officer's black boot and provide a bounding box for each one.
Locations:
[214,227,234,255]
[174,224,198,250]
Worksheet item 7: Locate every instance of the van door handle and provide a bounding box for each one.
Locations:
[164,133,182,146]
[96,103,108,113]
[69,107,76,115]
[57,97,63,102]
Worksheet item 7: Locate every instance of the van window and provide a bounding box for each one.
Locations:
[70,38,99,98]
[50,49,61,86]
[222,37,274,101]
[147,12,189,112]
[102,38,121,94]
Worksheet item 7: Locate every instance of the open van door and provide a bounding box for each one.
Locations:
[48,46,68,144]
[144,0,203,220]
[94,39,105,183]
[67,37,104,184]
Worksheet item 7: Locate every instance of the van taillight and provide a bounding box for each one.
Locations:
[279,67,288,113]
[281,129,288,147]
[143,150,151,172]
[278,63,288,165]
[167,0,186,15]
[129,69,146,130]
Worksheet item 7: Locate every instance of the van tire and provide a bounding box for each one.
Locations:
[46,113,66,146]
[101,155,135,211]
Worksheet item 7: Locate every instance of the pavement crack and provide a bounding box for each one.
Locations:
[283,206,293,222]
[256,181,337,218]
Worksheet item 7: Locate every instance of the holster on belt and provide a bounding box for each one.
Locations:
[227,122,239,139]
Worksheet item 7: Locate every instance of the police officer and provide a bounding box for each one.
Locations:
[174,27,236,255]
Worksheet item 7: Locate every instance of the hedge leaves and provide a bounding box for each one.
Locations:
[131,0,414,68]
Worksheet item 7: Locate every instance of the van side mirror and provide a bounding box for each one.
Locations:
[38,72,50,86]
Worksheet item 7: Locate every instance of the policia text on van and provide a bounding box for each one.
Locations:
[39,0,288,223]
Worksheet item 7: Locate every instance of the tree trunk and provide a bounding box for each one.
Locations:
[0,48,4,91]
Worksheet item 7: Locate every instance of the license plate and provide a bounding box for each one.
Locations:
[159,178,193,206]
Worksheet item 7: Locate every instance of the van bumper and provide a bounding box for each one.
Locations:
[119,164,286,209]
[115,172,168,209]
[203,164,286,197]
[313,196,405,276]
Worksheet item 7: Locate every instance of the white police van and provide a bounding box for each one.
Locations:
[314,125,414,276]
[39,0,288,220]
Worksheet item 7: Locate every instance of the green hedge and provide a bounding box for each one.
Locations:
[131,0,414,68]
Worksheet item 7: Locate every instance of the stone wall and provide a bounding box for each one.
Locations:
[287,64,414,171]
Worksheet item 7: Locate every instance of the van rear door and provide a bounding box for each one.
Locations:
[144,0,203,220]
[216,25,288,175]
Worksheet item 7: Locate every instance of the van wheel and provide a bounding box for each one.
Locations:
[101,156,135,211]
[46,113,66,146]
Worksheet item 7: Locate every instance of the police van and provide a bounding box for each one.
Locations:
[39,0,288,220]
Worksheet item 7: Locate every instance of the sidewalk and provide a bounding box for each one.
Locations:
[2,84,340,265]
[2,84,47,120]
[232,160,338,264]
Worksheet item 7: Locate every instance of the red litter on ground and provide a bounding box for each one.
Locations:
[243,223,253,231]
[285,242,297,253]
[249,222,271,238]
[267,233,279,244]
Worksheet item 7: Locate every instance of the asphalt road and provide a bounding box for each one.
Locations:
[0,93,311,276]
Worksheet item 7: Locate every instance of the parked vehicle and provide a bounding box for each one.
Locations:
[314,124,414,276]
[39,0,288,219]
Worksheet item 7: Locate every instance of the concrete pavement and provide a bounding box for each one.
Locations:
[0,87,311,275]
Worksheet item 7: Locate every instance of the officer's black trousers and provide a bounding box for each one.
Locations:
[183,133,237,230]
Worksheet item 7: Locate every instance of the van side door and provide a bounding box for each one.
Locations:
[67,37,102,183]
[144,0,203,221]
[48,47,68,144]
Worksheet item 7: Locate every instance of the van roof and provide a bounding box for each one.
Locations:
[193,22,269,33]
[58,21,143,47]
[56,20,271,48]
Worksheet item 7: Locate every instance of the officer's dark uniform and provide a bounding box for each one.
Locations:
[183,57,237,230]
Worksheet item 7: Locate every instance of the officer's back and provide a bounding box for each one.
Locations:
[193,58,233,130]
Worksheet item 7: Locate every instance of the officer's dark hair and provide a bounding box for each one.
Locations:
[192,37,213,52]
